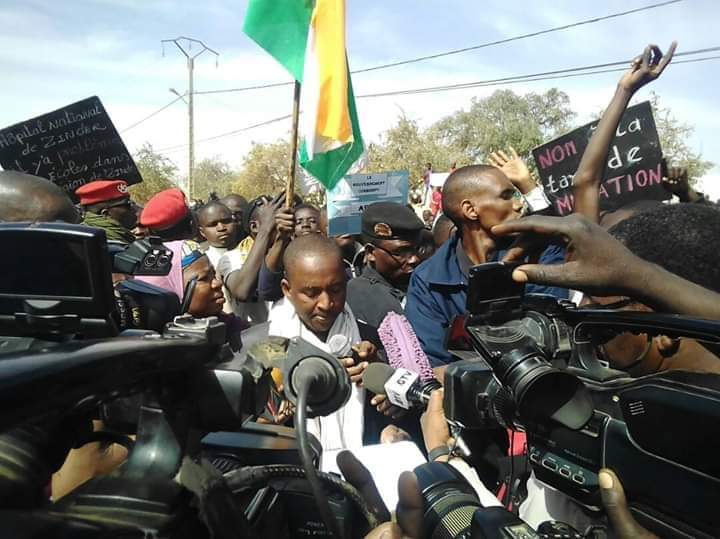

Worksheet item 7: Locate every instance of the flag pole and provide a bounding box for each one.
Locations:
[286,80,302,208]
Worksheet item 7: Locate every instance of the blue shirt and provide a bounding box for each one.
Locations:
[405,234,568,367]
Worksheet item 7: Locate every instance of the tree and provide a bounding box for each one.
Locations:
[192,156,239,200]
[366,115,464,190]
[366,89,575,190]
[232,139,294,199]
[130,143,178,205]
[431,89,575,164]
[648,92,713,183]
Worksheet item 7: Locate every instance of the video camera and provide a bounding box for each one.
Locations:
[0,222,179,341]
[440,262,720,538]
[0,223,375,538]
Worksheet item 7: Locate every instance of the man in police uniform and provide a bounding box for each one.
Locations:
[347,202,424,331]
[75,179,138,243]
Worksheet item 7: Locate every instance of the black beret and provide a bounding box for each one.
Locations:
[361,202,424,241]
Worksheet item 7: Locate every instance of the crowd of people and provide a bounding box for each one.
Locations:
[3,41,720,537]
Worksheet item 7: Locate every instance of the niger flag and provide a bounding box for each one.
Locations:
[243,0,365,190]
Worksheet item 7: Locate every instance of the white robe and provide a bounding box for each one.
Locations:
[268,298,365,454]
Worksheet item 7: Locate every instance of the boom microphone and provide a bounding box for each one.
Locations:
[362,363,441,410]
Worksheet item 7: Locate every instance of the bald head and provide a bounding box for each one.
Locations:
[283,234,343,281]
[282,234,346,336]
[0,171,79,223]
[220,194,248,211]
[443,165,519,229]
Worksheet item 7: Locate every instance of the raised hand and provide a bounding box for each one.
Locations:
[493,214,643,296]
[487,147,535,194]
[618,42,677,94]
[274,206,295,239]
[662,163,698,201]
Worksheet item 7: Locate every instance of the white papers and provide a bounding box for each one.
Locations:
[322,441,426,511]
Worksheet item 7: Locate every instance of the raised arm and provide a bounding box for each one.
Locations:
[225,197,292,302]
[573,42,676,222]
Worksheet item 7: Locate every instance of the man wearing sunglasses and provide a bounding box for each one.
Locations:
[75,179,138,243]
[346,202,424,331]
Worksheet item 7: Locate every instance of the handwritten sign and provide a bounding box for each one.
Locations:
[0,96,141,199]
[327,171,409,236]
[532,101,669,216]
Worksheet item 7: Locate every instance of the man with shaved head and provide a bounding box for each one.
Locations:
[220,194,249,239]
[0,171,79,223]
[405,164,567,367]
[268,234,377,456]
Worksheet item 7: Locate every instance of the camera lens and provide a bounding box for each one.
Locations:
[415,462,481,539]
[467,317,593,430]
[144,254,157,267]
[157,254,170,267]
[509,359,593,430]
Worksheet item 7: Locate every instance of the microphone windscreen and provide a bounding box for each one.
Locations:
[378,312,434,381]
[362,363,395,395]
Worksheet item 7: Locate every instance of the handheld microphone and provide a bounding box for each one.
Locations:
[246,336,351,418]
[362,363,441,410]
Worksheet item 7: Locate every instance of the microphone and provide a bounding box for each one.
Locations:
[282,337,352,418]
[246,336,351,418]
[363,363,441,410]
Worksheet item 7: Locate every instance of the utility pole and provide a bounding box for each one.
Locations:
[162,36,219,200]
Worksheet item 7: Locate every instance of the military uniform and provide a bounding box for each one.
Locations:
[346,201,424,332]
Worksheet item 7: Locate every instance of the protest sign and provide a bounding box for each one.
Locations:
[532,101,668,216]
[0,96,142,199]
[327,171,409,236]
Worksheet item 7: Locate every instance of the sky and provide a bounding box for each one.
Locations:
[1,0,719,196]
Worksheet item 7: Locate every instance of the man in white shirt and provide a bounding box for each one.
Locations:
[268,234,376,455]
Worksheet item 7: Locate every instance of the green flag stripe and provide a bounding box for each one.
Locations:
[242,0,313,82]
[300,73,364,190]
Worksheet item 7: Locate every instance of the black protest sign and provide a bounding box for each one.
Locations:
[532,101,669,216]
[0,96,142,199]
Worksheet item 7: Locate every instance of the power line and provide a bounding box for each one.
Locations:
[119,96,184,133]
[193,0,683,96]
[356,47,720,99]
[354,0,684,74]
[152,50,720,153]
[357,55,720,98]
[156,113,293,153]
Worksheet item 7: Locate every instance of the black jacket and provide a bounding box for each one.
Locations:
[346,266,406,331]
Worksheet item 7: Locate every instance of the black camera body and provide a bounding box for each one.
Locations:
[444,262,720,538]
[0,223,368,538]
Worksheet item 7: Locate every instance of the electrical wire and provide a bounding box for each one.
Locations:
[194,0,684,96]
[155,112,293,153]
[296,385,342,539]
[356,52,720,99]
[119,95,184,133]
[153,52,720,153]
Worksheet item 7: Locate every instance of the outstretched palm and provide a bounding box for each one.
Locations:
[488,147,534,193]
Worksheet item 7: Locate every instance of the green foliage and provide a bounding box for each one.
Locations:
[130,143,178,205]
[366,115,464,191]
[367,89,575,188]
[231,139,294,199]
[433,89,575,163]
[192,155,239,200]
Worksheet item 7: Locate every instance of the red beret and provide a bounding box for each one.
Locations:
[75,179,129,205]
[140,188,189,230]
